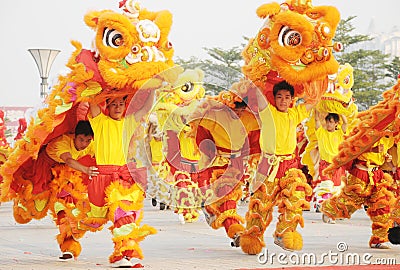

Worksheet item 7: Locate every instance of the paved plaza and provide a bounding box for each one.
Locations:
[0,199,399,269]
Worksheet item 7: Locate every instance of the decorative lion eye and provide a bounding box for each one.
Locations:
[344,75,350,85]
[181,82,194,92]
[131,45,141,54]
[102,28,124,48]
[278,26,302,47]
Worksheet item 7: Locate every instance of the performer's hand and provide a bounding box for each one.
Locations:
[87,166,99,179]
[385,153,393,163]
[378,144,385,153]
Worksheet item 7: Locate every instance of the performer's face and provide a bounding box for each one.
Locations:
[74,134,93,151]
[107,97,126,120]
[274,89,292,112]
[233,106,245,118]
[325,118,338,132]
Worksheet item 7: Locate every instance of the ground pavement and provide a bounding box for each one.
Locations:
[0,199,399,270]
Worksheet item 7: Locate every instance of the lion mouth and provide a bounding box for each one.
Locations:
[321,96,352,108]
[290,60,306,71]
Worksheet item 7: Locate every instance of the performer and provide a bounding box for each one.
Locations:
[45,121,97,261]
[0,2,176,267]
[10,120,95,223]
[239,80,313,254]
[145,112,169,210]
[195,91,260,247]
[164,105,204,224]
[4,120,96,261]
[154,67,207,224]
[87,92,157,267]
[322,135,396,249]
[312,111,347,213]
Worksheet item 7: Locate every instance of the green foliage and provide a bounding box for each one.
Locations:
[385,56,400,81]
[4,129,12,139]
[334,16,394,110]
[174,47,244,95]
[334,16,371,52]
[175,16,397,110]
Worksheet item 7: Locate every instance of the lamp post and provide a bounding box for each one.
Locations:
[28,49,60,100]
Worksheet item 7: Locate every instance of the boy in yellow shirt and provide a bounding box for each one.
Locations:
[9,120,96,261]
[240,80,313,254]
[87,92,156,267]
[312,112,347,213]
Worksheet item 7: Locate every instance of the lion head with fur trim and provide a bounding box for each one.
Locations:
[83,0,174,93]
[317,63,357,118]
[242,0,341,92]
[153,66,206,132]
[158,67,206,105]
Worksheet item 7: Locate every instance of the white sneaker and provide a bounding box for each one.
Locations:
[178,213,185,224]
[370,243,390,249]
[201,202,215,227]
[322,214,336,224]
[111,257,133,268]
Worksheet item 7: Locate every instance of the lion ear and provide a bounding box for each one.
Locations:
[84,10,105,29]
[256,2,281,19]
[194,68,205,81]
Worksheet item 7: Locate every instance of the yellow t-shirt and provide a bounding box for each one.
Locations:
[179,133,200,161]
[199,109,247,151]
[46,134,94,163]
[316,127,344,163]
[89,113,139,166]
[240,110,260,133]
[149,138,163,163]
[259,103,308,155]
[359,136,394,166]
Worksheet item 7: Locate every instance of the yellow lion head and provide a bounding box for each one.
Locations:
[242,0,341,90]
[158,67,206,105]
[318,63,357,118]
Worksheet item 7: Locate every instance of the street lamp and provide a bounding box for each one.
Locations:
[28,49,60,100]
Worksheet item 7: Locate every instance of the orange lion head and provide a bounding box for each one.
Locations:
[242,0,342,98]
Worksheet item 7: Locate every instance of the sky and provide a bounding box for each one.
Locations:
[0,0,399,107]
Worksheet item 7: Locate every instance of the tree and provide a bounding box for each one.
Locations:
[173,56,203,70]
[175,46,244,95]
[385,56,400,81]
[333,16,392,110]
[333,16,371,57]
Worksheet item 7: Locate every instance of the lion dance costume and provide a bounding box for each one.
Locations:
[152,67,207,223]
[189,85,261,246]
[302,63,358,212]
[238,0,342,254]
[0,0,175,264]
[322,79,400,248]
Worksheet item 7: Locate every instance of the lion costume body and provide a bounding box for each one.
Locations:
[0,0,175,264]
[239,0,341,254]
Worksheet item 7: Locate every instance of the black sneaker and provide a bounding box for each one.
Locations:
[159,202,166,210]
[151,198,157,207]
[58,252,74,262]
[230,234,241,248]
